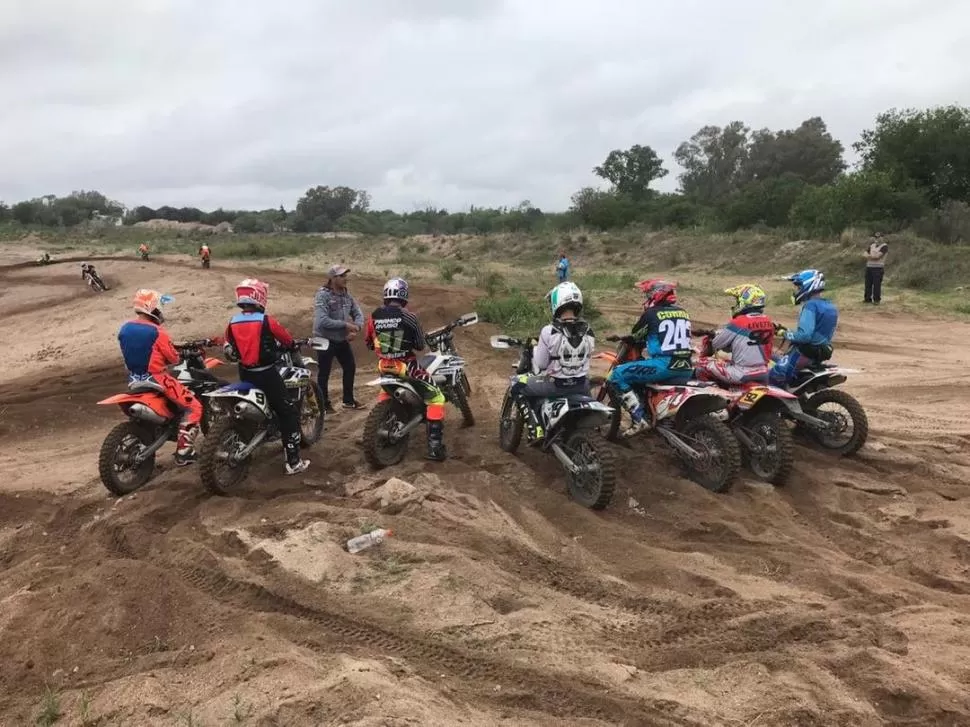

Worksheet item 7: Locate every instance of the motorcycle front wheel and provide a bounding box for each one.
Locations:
[97,421,158,496]
[498,390,523,453]
[299,381,326,445]
[563,429,617,510]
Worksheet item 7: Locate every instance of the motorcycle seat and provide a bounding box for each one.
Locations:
[565,394,597,404]
[128,378,165,393]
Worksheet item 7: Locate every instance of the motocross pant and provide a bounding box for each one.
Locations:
[155,373,203,458]
[769,343,833,386]
[608,358,691,391]
[693,357,769,386]
[377,359,447,456]
[238,365,302,466]
[509,374,589,440]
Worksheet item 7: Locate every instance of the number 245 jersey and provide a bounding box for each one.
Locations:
[631,305,693,366]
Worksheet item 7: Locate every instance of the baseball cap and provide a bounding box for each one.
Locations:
[328,264,350,277]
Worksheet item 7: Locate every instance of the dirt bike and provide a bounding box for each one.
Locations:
[140,251,150,261]
[361,313,478,468]
[83,270,108,292]
[96,340,227,496]
[771,324,868,456]
[197,338,328,495]
[201,255,210,269]
[590,334,741,494]
[424,312,478,425]
[490,334,618,510]
[692,329,802,486]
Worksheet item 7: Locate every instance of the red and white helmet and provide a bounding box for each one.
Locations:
[636,279,678,309]
[235,278,268,309]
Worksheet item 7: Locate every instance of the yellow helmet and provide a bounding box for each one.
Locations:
[724,283,767,316]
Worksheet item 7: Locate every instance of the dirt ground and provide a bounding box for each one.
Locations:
[2,249,970,727]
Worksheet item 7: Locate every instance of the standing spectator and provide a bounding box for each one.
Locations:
[863,232,889,305]
[556,251,570,282]
[313,265,365,412]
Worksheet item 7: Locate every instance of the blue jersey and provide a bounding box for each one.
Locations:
[789,297,838,346]
[631,304,693,372]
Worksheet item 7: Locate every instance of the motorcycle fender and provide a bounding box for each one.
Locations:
[593,351,618,364]
[204,385,273,419]
[97,392,173,419]
[204,357,225,369]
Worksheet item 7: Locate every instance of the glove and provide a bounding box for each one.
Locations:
[223,342,239,363]
[783,329,795,342]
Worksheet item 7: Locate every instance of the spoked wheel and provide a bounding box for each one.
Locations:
[299,382,326,445]
[676,415,741,493]
[742,412,794,486]
[362,400,413,468]
[97,421,158,496]
[198,418,254,495]
[562,430,616,510]
[800,389,869,455]
[452,383,475,427]
[498,391,524,454]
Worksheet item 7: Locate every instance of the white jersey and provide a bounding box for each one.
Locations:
[533,319,594,379]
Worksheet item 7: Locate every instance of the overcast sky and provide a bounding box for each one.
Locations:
[2,0,968,213]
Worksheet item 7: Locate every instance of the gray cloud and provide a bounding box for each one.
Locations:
[2,0,968,212]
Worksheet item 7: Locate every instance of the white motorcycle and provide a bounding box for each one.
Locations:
[361,312,478,468]
[197,338,329,494]
[491,334,618,510]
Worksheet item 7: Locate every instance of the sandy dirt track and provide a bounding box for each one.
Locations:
[2,253,970,726]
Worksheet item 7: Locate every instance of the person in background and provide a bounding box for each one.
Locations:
[556,251,570,282]
[313,264,365,413]
[864,232,888,305]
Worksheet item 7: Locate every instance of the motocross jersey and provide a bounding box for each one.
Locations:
[118,318,179,380]
[533,318,594,380]
[710,312,774,368]
[789,297,838,346]
[224,311,294,370]
[631,304,693,373]
[365,304,426,361]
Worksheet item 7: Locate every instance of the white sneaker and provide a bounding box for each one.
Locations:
[284,459,310,475]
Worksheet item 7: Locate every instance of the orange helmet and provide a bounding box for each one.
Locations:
[235,278,268,309]
[133,289,166,323]
[636,279,677,309]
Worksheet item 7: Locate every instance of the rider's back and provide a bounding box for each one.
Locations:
[634,304,692,361]
[719,312,774,367]
[797,298,838,345]
[536,318,594,379]
[118,318,167,376]
[367,304,425,361]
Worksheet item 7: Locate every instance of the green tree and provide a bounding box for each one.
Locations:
[593,144,668,201]
[854,105,970,207]
[674,121,750,203]
[742,117,845,186]
[569,187,638,230]
[294,185,370,232]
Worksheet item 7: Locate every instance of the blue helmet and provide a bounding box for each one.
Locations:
[786,269,825,305]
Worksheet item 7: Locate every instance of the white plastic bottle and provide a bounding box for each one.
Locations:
[346,528,393,554]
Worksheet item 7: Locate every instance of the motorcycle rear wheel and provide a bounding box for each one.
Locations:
[299,382,326,445]
[677,414,741,493]
[742,412,794,486]
[198,418,253,495]
[98,421,157,496]
[362,400,412,468]
[563,430,616,510]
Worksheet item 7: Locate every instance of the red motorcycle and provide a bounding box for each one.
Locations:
[96,340,226,495]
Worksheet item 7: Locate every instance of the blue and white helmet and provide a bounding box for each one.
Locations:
[787,269,825,305]
[383,277,409,304]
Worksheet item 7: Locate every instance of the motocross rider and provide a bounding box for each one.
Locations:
[608,279,693,437]
[693,284,774,386]
[510,281,595,444]
[199,244,211,262]
[117,289,203,466]
[222,278,310,475]
[139,243,149,258]
[769,269,839,386]
[364,277,448,461]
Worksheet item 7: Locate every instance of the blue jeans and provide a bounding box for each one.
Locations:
[769,343,833,386]
[608,358,691,392]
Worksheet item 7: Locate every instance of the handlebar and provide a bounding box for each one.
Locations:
[175,337,221,351]
[605,334,636,345]
[426,311,479,343]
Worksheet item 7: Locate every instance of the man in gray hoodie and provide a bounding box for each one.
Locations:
[313,265,365,412]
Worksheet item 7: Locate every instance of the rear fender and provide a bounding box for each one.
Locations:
[97,392,173,419]
[789,371,849,395]
[593,351,619,365]
[541,397,613,433]
[203,357,225,369]
[646,385,729,427]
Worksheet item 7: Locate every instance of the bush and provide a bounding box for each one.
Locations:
[474,268,506,296]
[439,261,463,282]
[477,289,547,336]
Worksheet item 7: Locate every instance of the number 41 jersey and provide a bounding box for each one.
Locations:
[364,304,427,361]
[631,304,693,371]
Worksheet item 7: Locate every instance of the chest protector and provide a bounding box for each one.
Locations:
[551,319,594,377]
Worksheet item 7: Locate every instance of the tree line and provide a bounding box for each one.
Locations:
[2,105,969,243]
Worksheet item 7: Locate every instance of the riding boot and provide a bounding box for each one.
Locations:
[175,423,199,466]
[515,395,544,443]
[426,420,447,461]
[619,391,650,437]
[282,431,310,475]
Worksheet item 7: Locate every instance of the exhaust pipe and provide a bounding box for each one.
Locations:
[128,403,167,425]
[549,443,599,475]
[654,426,705,461]
[232,401,265,422]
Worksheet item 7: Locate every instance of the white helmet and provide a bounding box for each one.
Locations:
[383,277,409,304]
[547,281,583,318]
